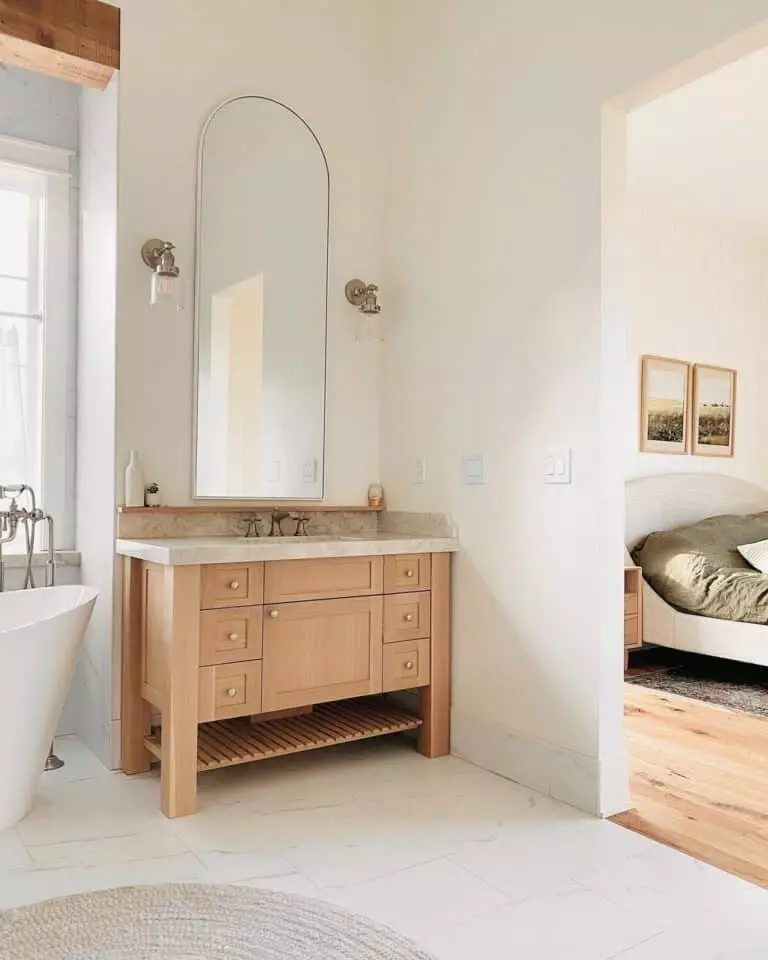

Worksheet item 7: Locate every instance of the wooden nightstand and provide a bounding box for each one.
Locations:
[624,566,643,670]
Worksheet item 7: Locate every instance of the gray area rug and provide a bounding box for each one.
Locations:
[0,883,435,960]
[628,653,768,717]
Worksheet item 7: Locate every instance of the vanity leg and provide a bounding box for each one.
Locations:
[160,566,200,818]
[418,552,451,758]
[121,557,151,775]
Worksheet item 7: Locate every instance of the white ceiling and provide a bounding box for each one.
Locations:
[627,45,768,232]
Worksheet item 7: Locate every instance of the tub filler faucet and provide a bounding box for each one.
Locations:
[0,484,61,770]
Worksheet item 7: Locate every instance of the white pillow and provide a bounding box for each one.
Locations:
[737,539,768,573]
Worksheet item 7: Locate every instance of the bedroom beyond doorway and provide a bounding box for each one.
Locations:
[611,36,768,887]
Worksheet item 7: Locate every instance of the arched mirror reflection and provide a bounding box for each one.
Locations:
[194,97,329,499]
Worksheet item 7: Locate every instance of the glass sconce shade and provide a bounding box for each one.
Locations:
[142,239,182,308]
[151,269,182,307]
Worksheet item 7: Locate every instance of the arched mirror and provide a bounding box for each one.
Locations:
[193,97,329,499]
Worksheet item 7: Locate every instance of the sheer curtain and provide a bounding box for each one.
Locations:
[0,321,30,483]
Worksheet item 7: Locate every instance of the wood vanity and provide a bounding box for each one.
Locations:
[119,539,454,817]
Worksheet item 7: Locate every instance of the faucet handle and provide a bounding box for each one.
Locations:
[293,513,310,537]
[243,517,261,539]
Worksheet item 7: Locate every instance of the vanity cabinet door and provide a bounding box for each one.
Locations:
[262,597,383,711]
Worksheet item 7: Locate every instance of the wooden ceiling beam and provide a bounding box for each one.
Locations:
[0,0,120,91]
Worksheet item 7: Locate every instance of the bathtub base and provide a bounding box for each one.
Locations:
[0,585,97,831]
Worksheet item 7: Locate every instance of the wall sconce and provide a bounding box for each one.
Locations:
[345,278,383,342]
[141,239,182,307]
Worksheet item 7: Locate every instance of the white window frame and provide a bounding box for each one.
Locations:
[0,135,77,550]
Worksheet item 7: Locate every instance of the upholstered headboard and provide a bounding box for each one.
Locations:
[625,474,768,549]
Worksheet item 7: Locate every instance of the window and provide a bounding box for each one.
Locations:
[0,138,75,550]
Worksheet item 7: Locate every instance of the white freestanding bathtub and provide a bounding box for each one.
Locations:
[0,585,97,830]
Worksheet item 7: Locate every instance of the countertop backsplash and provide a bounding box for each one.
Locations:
[116,508,455,541]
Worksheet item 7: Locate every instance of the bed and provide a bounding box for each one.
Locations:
[626,473,768,668]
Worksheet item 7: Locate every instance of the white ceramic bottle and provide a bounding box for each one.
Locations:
[125,450,145,507]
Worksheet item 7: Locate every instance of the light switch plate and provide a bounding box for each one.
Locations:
[462,454,487,485]
[415,456,427,485]
[302,460,318,483]
[543,450,572,484]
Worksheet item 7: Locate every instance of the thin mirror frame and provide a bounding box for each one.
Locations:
[191,95,331,501]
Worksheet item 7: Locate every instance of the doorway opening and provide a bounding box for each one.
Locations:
[603,27,768,887]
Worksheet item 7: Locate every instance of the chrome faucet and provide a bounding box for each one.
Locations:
[268,510,290,537]
[0,484,55,592]
[0,483,60,771]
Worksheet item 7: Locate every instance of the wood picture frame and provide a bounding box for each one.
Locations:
[639,355,691,454]
[691,364,736,458]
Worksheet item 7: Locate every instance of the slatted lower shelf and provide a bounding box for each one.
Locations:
[144,698,422,772]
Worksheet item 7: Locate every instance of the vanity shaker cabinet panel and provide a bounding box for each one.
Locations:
[264,557,383,604]
[382,637,430,692]
[199,607,263,666]
[201,563,264,609]
[261,596,383,711]
[384,555,431,594]
[198,661,263,722]
[383,592,431,643]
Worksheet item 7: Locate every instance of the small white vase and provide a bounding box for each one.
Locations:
[125,450,145,508]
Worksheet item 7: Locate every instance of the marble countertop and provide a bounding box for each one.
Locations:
[115,533,459,566]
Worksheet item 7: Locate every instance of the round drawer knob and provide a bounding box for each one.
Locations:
[269,609,279,619]
[404,661,415,671]
[227,632,239,642]
[228,580,240,590]
[405,569,415,578]
[226,687,238,698]
[404,613,414,623]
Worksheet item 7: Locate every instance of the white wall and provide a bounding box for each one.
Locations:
[0,65,79,151]
[114,0,384,507]
[74,78,119,766]
[381,1,768,814]
[626,196,768,484]
[80,0,386,765]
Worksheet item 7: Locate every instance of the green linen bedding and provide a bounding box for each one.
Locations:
[631,512,768,625]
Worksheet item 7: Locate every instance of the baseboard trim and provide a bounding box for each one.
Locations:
[451,709,630,817]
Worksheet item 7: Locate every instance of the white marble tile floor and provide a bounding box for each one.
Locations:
[1,735,766,959]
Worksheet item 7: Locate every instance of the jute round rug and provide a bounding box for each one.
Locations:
[0,883,435,960]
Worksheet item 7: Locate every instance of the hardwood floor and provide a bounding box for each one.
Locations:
[612,683,768,887]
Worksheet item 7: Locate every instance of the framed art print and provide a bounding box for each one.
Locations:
[691,364,736,458]
[640,355,691,454]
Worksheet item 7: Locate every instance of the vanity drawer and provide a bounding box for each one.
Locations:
[384,554,431,594]
[198,661,262,722]
[199,607,263,666]
[264,557,383,604]
[382,637,430,692]
[201,563,264,610]
[383,592,431,643]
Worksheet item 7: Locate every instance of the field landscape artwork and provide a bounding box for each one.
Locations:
[693,365,736,458]
[641,356,690,454]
